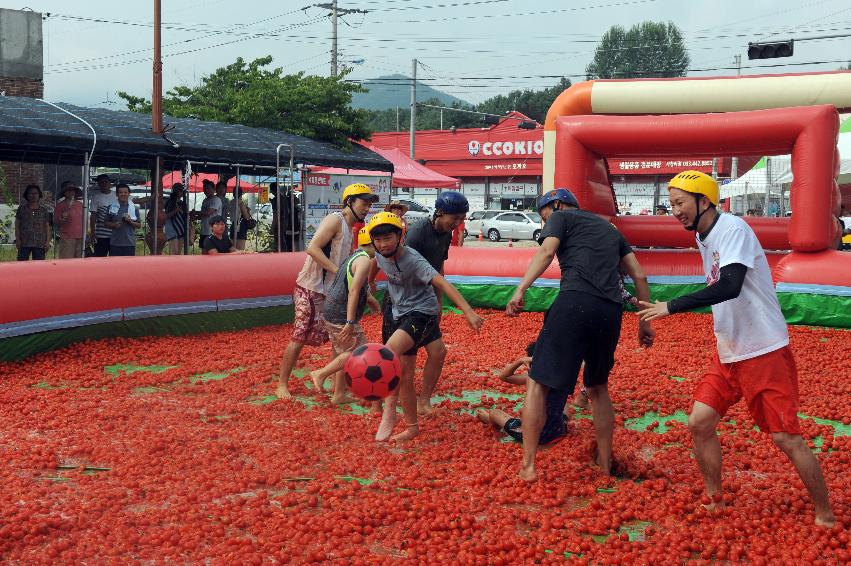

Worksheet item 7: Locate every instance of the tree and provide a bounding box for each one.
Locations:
[586,21,690,79]
[475,77,572,124]
[119,56,372,149]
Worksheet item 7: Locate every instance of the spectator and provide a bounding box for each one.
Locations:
[202,215,237,254]
[270,182,302,252]
[230,185,255,251]
[164,183,189,255]
[384,200,409,234]
[655,204,669,215]
[14,184,51,261]
[104,184,141,256]
[198,179,222,249]
[746,209,756,217]
[54,181,84,259]
[89,173,119,257]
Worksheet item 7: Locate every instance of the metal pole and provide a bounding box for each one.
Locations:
[81,153,90,257]
[275,144,295,253]
[232,167,241,243]
[152,0,163,134]
[410,58,417,159]
[183,161,191,255]
[152,158,160,255]
[396,107,399,132]
[331,0,338,76]
[440,108,443,130]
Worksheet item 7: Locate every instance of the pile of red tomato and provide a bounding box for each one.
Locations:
[0,311,847,564]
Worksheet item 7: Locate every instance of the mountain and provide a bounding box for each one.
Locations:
[351,74,469,111]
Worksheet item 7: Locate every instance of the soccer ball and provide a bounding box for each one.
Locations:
[344,343,401,401]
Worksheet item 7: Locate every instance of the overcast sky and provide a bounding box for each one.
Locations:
[17,0,851,108]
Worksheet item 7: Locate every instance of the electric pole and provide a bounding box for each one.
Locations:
[410,58,417,159]
[152,0,163,134]
[312,2,368,76]
[731,55,741,181]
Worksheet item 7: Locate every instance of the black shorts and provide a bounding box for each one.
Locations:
[529,291,622,393]
[390,311,441,356]
[93,237,110,257]
[503,414,568,445]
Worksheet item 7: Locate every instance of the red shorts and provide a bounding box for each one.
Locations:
[291,285,328,346]
[694,346,801,435]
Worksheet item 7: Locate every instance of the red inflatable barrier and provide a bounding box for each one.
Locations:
[773,250,851,287]
[0,254,305,325]
[613,216,792,250]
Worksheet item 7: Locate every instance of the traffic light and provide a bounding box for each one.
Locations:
[748,40,794,60]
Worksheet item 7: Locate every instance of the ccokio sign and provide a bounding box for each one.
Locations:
[468,140,544,157]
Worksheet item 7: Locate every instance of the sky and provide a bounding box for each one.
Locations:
[16,0,851,108]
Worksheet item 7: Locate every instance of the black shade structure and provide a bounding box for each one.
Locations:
[0,96,394,173]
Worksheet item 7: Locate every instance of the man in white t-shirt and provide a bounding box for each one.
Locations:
[198,180,223,249]
[638,170,835,528]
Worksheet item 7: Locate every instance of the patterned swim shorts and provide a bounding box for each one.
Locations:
[292,284,328,346]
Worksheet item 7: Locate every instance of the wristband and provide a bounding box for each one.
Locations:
[345,320,356,325]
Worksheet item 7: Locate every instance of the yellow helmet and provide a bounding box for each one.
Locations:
[342,183,379,204]
[367,211,404,235]
[357,227,372,247]
[668,170,719,206]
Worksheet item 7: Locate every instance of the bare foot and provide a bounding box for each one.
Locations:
[375,411,399,442]
[275,383,292,399]
[574,391,589,409]
[331,393,358,405]
[518,466,537,482]
[475,408,489,424]
[369,401,382,414]
[417,399,436,416]
[815,512,836,528]
[391,424,420,443]
[309,370,326,395]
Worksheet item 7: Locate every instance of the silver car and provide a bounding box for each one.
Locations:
[465,210,501,239]
[393,198,431,222]
[482,211,542,242]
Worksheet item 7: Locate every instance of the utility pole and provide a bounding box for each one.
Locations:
[151,0,164,255]
[395,107,399,132]
[312,2,368,76]
[410,58,417,159]
[152,0,163,134]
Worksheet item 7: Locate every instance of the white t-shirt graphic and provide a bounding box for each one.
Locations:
[697,213,788,363]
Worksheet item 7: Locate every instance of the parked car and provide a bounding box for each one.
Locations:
[394,198,431,222]
[465,210,502,239]
[482,211,542,242]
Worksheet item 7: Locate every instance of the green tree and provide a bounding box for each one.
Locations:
[476,77,572,124]
[119,56,372,149]
[586,21,690,79]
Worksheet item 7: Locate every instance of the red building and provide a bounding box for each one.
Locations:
[369,112,747,214]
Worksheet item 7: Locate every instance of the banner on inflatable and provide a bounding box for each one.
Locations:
[302,172,391,246]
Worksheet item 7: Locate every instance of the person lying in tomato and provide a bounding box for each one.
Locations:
[476,341,571,446]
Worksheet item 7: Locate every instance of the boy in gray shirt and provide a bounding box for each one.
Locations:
[367,212,484,443]
[105,184,141,256]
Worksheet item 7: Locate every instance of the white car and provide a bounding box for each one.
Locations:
[482,211,542,242]
[465,210,502,239]
[393,198,431,222]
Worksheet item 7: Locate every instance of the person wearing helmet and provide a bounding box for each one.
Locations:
[367,212,484,442]
[308,227,381,403]
[276,183,379,400]
[506,188,654,482]
[638,171,835,527]
[392,190,470,414]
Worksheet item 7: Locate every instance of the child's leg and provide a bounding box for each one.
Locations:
[520,378,549,482]
[391,355,419,442]
[376,329,416,442]
[309,351,348,394]
[475,408,513,430]
[277,340,305,399]
[486,408,513,429]
[417,338,447,415]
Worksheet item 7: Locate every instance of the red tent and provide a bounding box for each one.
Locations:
[146,172,262,193]
[312,145,460,189]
